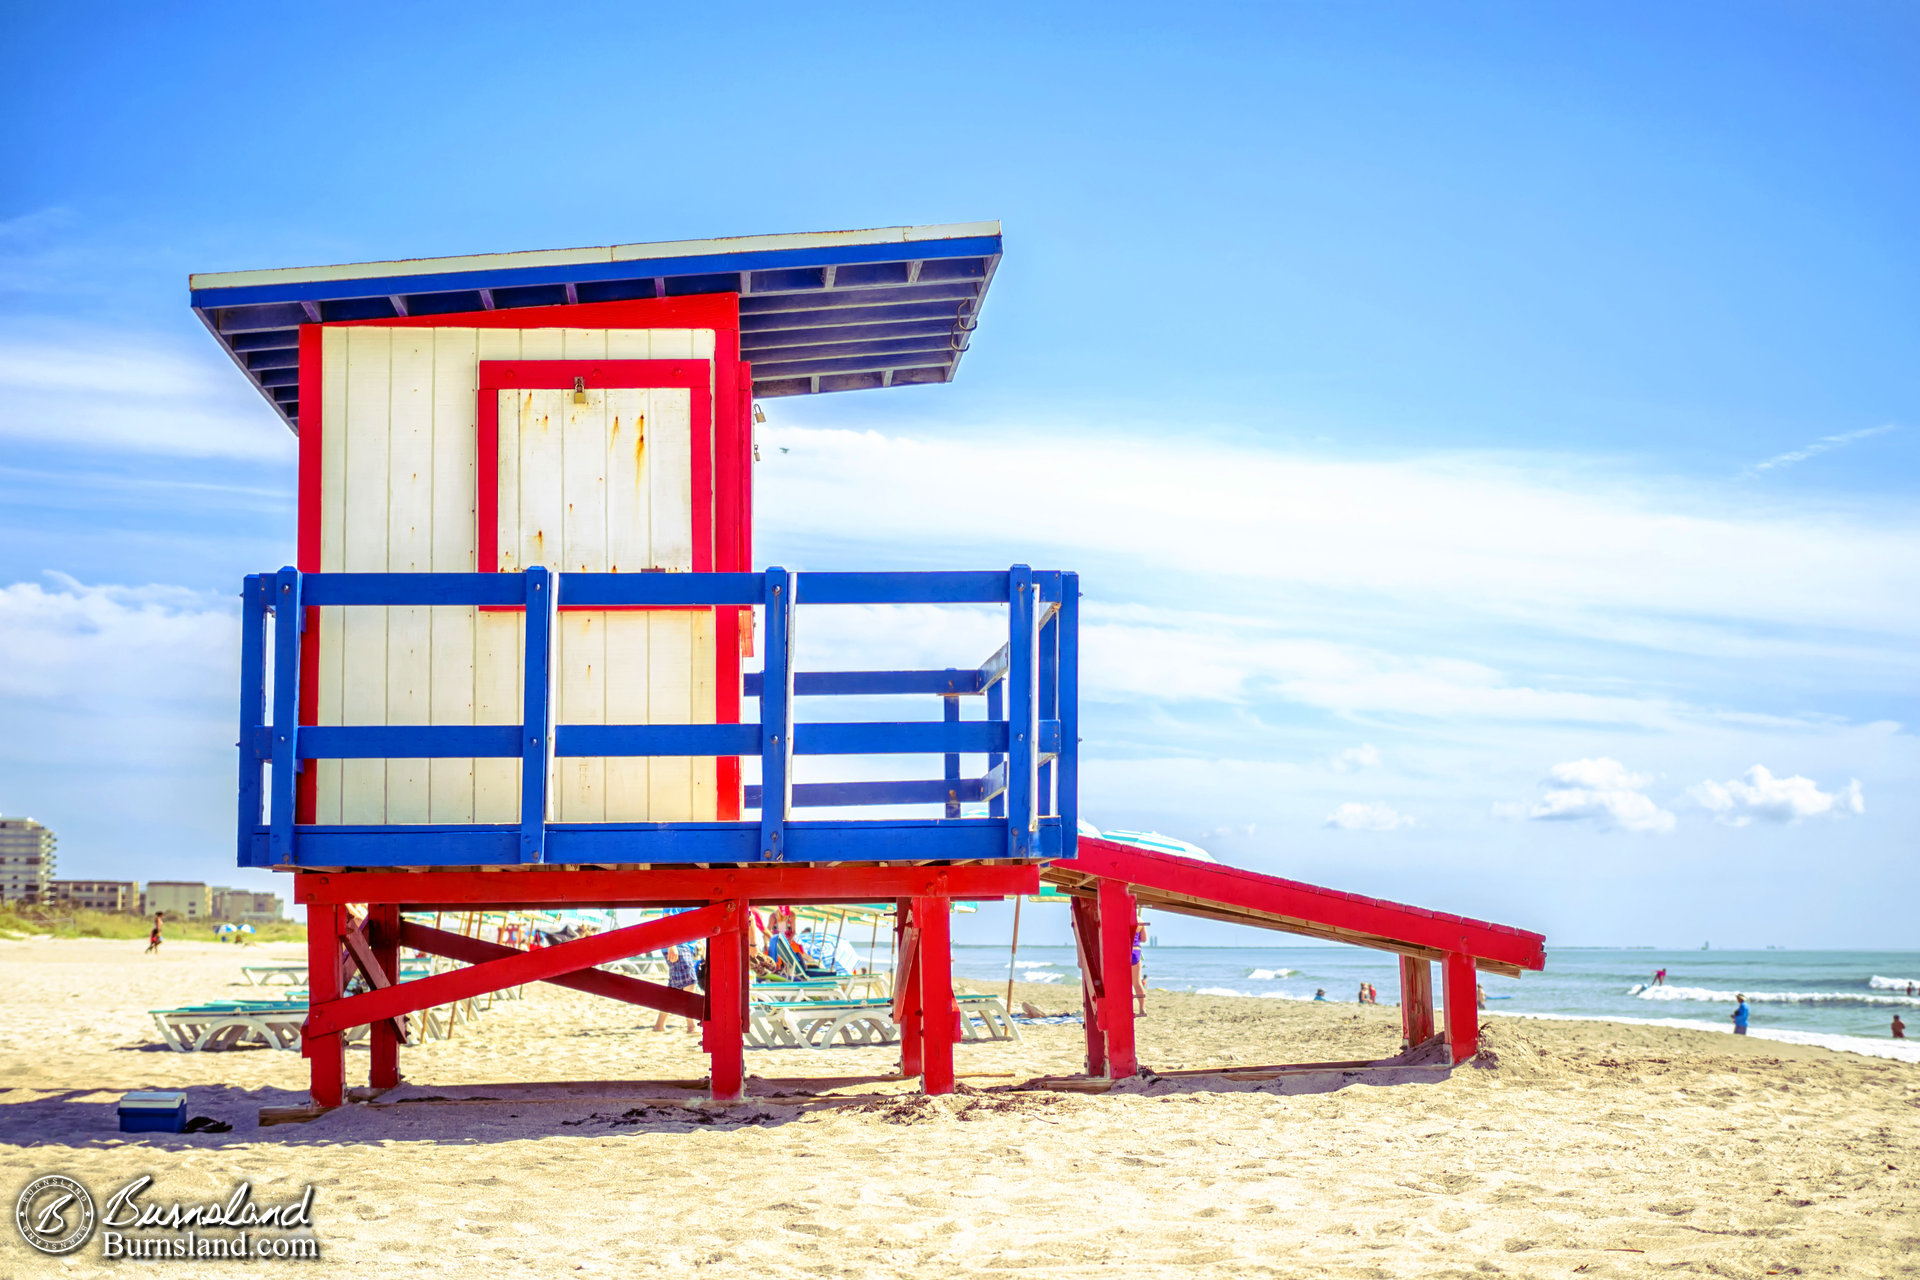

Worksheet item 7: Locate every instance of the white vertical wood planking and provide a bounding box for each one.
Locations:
[472,329,522,822]
[383,331,434,823]
[315,329,350,824]
[339,327,392,824]
[428,328,479,823]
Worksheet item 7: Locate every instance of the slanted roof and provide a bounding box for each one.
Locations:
[190,221,1002,433]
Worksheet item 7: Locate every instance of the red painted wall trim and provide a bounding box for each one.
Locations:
[295,325,323,824]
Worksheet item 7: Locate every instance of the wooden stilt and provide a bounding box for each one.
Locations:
[368,904,402,1089]
[893,898,923,1079]
[1069,894,1105,1077]
[704,900,746,1102]
[914,895,955,1095]
[1442,951,1479,1064]
[1398,954,1434,1049]
[304,900,345,1108]
[1097,879,1138,1078]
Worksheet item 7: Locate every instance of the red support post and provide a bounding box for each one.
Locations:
[914,895,955,1096]
[1097,880,1138,1078]
[1399,955,1435,1050]
[704,900,746,1102]
[894,899,923,1080]
[1069,894,1105,1077]
[304,900,345,1108]
[368,904,402,1089]
[1442,951,1479,1064]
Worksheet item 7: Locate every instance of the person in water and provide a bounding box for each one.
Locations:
[1894,1015,1906,1040]
[1730,993,1750,1036]
[1313,988,1328,1002]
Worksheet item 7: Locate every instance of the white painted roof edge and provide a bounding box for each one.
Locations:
[190,221,1003,290]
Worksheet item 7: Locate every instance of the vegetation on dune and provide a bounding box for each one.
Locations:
[0,904,306,944]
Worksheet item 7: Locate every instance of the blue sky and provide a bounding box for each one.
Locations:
[1,2,1914,947]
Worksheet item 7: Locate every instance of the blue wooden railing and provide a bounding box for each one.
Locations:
[237,566,1077,870]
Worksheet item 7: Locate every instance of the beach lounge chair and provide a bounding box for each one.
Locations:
[149,998,314,1052]
[239,964,308,986]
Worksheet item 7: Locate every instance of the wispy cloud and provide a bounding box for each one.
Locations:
[1325,801,1415,831]
[1746,424,1897,475]
[1501,757,1677,835]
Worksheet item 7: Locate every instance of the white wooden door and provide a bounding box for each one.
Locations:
[495,386,716,822]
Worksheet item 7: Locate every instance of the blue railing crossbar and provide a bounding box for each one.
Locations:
[237,565,1078,870]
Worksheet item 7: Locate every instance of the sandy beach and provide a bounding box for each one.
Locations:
[3,937,1916,1278]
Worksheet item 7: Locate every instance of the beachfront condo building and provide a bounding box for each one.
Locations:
[211,887,285,923]
[0,816,57,905]
[48,880,138,913]
[141,881,211,920]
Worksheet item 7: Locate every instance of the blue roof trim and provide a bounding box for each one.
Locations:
[192,236,1001,310]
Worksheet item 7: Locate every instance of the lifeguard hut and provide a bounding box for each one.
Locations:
[197,222,1543,1116]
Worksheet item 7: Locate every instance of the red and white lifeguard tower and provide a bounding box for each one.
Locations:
[195,222,1542,1117]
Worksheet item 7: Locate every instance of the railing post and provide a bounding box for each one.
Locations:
[267,567,304,868]
[238,574,269,868]
[942,695,961,818]
[519,566,554,864]
[1037,593,1058,819]
[759,568,794,861]
[1058,572,1080,857]
[986,680,1005,819]
[1006,565,1037,858]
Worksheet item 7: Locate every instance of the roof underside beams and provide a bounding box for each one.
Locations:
[192,231,1001,433]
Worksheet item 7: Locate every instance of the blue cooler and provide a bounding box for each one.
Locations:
[119,1091,188,1133]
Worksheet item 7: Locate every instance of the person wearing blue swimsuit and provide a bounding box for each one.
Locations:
[1131,921,1148,1016]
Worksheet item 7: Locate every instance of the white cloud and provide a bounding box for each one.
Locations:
[1689,766,1864,826]
[1331,744,1380,771]
[0,322,294,459]
[1325,801,1416,831]
[1512,757,1676,835]
[1747,424,1897,475]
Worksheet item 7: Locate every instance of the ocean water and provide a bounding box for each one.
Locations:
[923,945,1920,1065]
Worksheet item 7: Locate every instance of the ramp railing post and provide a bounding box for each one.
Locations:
[1097,880,1139,1078]
[519,566,554,864]
[1442,951,1479,1064]
[305,900,346,1109]
[1399,955,1435,1049]
[1037,599,1057,819]
[914,895,956,1095]
[894,898,924,1078]
[1069,894,1105,1077]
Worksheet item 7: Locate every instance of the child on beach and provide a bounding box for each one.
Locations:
[1730,994,1750,1036]
[144,912,164,955]
[653,945,701,1034]
[1132,921,1147,1016]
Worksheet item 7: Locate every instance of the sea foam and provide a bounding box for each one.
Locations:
[1629,984,1920,1008]
[1247,968,1298,980]
[1870,975,1919,991]
[1511,1011,1920,1066]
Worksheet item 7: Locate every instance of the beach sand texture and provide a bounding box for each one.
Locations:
[3,938,1916,1278]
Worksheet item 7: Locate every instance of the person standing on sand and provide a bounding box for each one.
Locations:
[1731,994,1750,1036]
[1893,1015,1905,1040]
[652,945,700,1035]
[144,912,164,955]
[1313,988,1328,1001]
[1131,920,1148,1016]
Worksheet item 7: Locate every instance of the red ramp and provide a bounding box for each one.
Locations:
[1042,836,1546,1072]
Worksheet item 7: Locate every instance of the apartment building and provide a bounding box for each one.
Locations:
[48,879,138,913]
[140,881,211,920]
[211,887,285,923]
[0,816,57,905]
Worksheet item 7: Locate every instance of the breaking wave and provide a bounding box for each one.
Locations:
[1629,983,1920,1008]
[1870,975,1919,992]
[1193,987,1313,1002]
[1247,968,1298,980]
